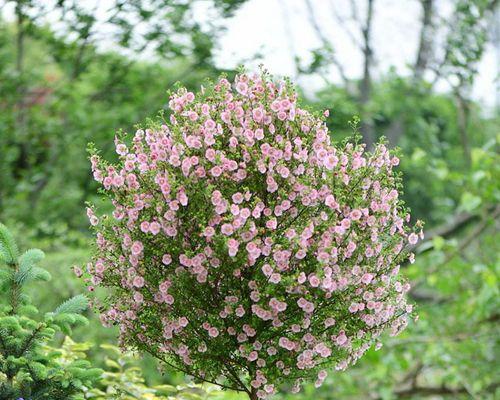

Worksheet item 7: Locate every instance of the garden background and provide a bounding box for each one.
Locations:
[0,0,498,398]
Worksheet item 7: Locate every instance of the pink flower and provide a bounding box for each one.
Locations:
[324,318,335,328]
[204,226,215,238]
[252,108,264,122]
[269,273,281,284]
[162,254,172,265]
[227,239,239,257]
[336,333,348,346]
[116,143,128,155]
[131,241,143,256]
[232,192,244,204]
[140,221,150,233]
[236,81,248,94]
[324,155,338,170]
[308,275,320,287]
[221,223,234,236]
[361,273,373,285]
[325,195,337,209]
[133,276,145,288]
[350,209,362,220]
[208,327,219,338]
[266,218,277,230]
[210,166,223,177]
[86,207,99,226]
[150,221,161,235]
[177,191,189,206]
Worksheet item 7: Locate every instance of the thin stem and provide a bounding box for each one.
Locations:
[8,260,20,315]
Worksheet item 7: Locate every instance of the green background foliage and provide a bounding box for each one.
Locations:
[0,0,498,398]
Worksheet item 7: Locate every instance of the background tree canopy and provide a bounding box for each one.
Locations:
[0,0,498,399]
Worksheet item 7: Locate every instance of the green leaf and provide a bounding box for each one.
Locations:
[104,358,121,370]
[154,384,178,393]
[459,192,482,213]
[15,261,51,285]
[432,236,446,251]
[99,344,122,355]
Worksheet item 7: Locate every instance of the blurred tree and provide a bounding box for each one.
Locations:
[298,0,498,149]
[0,0,244,232]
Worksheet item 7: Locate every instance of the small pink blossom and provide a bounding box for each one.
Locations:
[208,327,219,338]
[131,241,143,256]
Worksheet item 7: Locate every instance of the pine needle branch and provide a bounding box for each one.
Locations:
[0,223,19,264]
[54,294,89,315]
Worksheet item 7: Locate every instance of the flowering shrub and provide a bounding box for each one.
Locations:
[83,71,422,399]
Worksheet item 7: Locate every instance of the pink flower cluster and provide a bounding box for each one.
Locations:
[84,71,422,398]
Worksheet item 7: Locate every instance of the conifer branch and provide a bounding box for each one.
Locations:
[0,223,19,264]
[54,294,89,315]
[17,323,44,358]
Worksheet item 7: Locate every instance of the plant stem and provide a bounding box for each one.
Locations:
[8,261,20,315]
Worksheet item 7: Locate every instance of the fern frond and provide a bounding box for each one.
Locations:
[0,223,19,264]
[54,295,88,315]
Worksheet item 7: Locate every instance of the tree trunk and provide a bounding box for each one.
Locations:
[384,0,435,147]
[249,388,258,400]
[360,0,375,149]
[304,0,349,84]
[14,0,28,172]
[414,0,435,80]
[455,91,471,168]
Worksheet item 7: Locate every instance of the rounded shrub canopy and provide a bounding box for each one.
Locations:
[84,71,421,399]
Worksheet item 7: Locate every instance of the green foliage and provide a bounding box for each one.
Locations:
[276,141,500,399]
[0,224,102,399]
[312,75,498,225]
[0,6,237,237]
[53,338,240,400]
[0,0,498,397]
[87,344,205,399]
